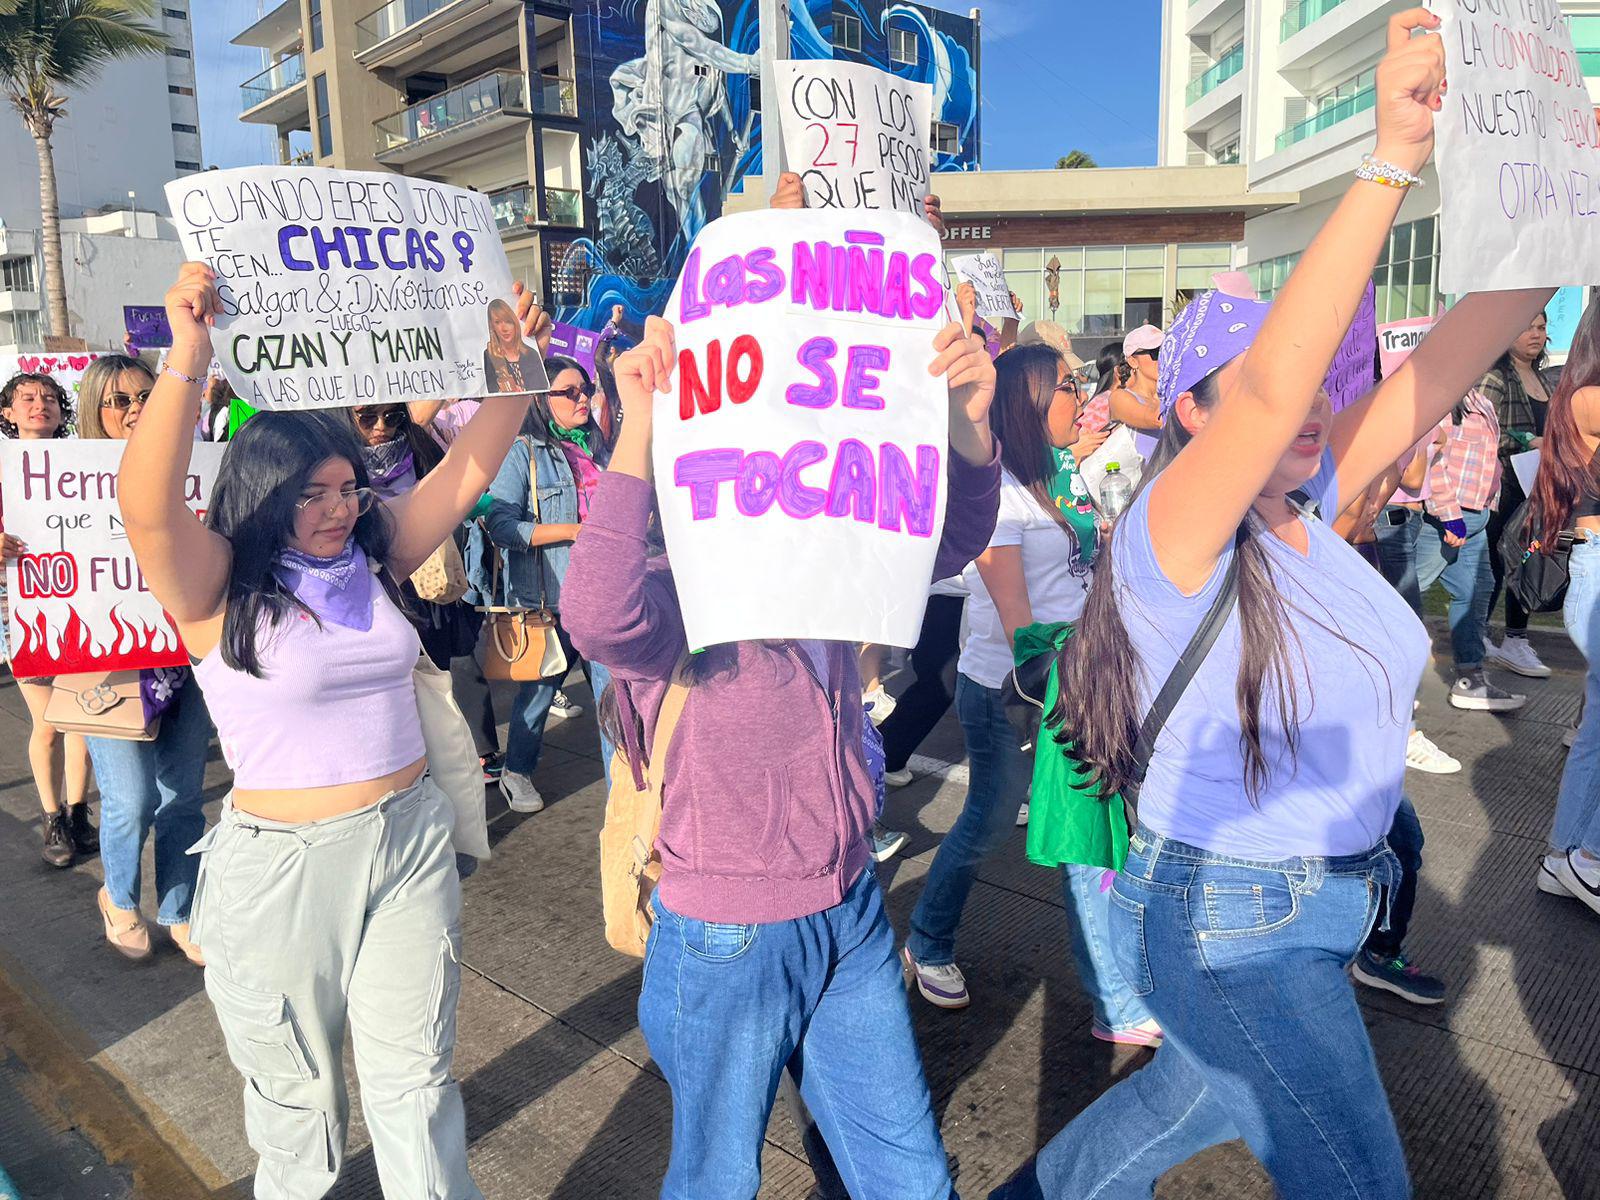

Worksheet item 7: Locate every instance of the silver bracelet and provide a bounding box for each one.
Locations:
[161,363,202,386]
[1354,154,1422,190]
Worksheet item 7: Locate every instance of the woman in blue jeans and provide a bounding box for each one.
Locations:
[993,17,1553,1197]
[901,342,1157,1044]
[77,354,214,963]
[1531,299,1600,916]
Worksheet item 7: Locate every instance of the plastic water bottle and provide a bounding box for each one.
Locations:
[1098,462,1133,525]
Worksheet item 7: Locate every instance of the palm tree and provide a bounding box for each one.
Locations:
[1056,150,1098,169]
[0,1,165,341]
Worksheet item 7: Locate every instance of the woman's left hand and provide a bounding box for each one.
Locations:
[1,531,24,559]
[511,281,554,356]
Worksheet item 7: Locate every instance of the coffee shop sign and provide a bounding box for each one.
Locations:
[942,224,993,242]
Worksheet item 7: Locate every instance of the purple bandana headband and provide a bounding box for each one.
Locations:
[1156,290,1273,420]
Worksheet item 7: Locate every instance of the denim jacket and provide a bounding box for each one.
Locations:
[483,436,579,611]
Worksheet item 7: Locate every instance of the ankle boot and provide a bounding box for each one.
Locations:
[41,810,74,869]
[67,803,99,855]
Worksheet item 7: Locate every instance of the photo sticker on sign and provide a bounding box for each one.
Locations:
[654,208,951,650]
[164,166,547,410]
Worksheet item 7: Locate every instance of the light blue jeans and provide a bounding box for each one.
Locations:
[992,828,1408,1200]
[503,619,614,781]
[89,679,213,925]
[1374,505,1493,669]
[1552,536,1600,857]
[908,674,1153,1033]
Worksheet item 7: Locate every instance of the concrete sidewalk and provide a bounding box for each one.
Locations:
[1,626,1597,1198]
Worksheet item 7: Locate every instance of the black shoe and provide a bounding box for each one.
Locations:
[67,803,99,855]
[41,811,74,869]
[480,751,504,783]
[1352,949,1446,1006]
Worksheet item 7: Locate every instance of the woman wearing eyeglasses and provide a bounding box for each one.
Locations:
[482,355,613,813]
[74,354,216,963]
[116,263,548,1198]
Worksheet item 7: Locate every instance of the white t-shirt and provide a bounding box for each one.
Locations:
[958,470,1094,689]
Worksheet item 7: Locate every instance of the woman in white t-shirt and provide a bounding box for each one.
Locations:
[901,343,1159,1042]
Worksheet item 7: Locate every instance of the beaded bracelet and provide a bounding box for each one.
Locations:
[161,363,202,386]
[1355,155,1423,190]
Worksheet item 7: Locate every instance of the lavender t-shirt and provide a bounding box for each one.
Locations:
[1113,450,1429,859]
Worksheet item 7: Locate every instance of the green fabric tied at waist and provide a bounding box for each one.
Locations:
[1014,620,1130,872]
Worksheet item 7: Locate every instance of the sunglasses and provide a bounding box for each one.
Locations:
[354,409,407,431]
[103,390,151,410]
[548,386,590,402]
[1134,348,1160,361]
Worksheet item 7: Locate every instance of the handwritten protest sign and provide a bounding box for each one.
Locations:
[547,320,600,378]
[1323,282,1377,411]
[1,353,103,404]
[0,441,223,678]
[1545,284,1585,352]
[949,252,1013,323]
[655,208,950,649]
[1378,313,1439,377]
[123,305,173,349]
[774,60,933,215]
[164,166,544,411]
[1436,0,1600,292]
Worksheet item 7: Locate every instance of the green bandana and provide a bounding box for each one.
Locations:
[550,420,592,456]
[1045,446,1099,565]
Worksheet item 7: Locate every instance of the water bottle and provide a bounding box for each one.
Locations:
[1098,462,1133,525]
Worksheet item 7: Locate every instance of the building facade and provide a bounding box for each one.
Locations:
[234,0,979,326]
[0,1,201,351]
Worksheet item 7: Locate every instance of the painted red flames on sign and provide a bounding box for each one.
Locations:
[9,604,187,678]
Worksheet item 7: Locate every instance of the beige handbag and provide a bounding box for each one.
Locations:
[410,533,470,605]
[476,436,569,683]
[412,651,491,860]
[45,671,160,741]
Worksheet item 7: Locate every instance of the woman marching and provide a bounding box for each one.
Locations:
[993,14,1551,1197]
[118,263,548,1198]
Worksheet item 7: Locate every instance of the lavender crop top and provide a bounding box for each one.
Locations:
[192,584,425,790]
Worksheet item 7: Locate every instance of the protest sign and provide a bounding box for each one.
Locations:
[1511,448,1541,495]
[1378,313,1439,377]
[773,60,933,216]
[547,320,600,378]
[1436,0,1600,292]
[1545,285,1586,352]
[0,352,103,404]
[0,440,223,678]
[1323,282,1377,411]
[655,208,951,649]
[949,252,1014,323]
[123,305,173,349]
[164,166,545,411]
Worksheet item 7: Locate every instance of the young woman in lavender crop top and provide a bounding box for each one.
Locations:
[117,262,550,1200]
[995,14,1554,1199]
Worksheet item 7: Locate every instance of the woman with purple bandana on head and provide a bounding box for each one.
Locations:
[992,12,1553,1199]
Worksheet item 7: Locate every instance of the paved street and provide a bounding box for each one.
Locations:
[1,624,1597,1199]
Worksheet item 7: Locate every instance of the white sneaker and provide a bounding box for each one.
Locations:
[870,826,908,863]
[1016,801,1030,826]
[863,687,897,727]
[1538,850,1600,916]
[901,947,970,1008]
[884,768,914,788]
[1487,637,1552,678]
[1406,729,1462,774]
[499,771,545,814]
[549,690,584,720]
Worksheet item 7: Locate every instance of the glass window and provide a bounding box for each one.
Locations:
[1177,243,1230,267]
[1044,247,1083,269]
[889,25,918,65]
[1125,267,1164,298]
[1125,245,1163,269]
[931,122,959,155]
[834,14,862,52]
[2,256,35,291]
[1371,215,1438,321]
[163,7,187,18]
[309,0,323,52]
[1084,246,1123,270]
[1003,249,1041,271]
[314,73,332,158]
[1083,269,1124,336]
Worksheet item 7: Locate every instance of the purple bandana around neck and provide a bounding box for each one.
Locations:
[274,539,374,632]
[1156,290,1272,419]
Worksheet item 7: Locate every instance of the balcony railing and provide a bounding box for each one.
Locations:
[240,53,304,111]
[373,71,527,155]
[281,148,314,166]
[546,186,581,227]
[1280,0,1349,40]
[1185,42,1244,105]
[489,185,536,231]
[356,0,455,52]
[1276,83,1375,151]
[532,74,578,118]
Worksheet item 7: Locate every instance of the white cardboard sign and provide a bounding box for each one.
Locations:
[164,166,546,410]
[656,208,951,649]
[1,440,223,677]
[949,252,1013,323]
[1436,0,1600,292]
[774,60,934,216]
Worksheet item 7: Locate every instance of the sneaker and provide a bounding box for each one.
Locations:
[40,810,74,869]
[67,802,98,855]
[1016,801,1030,826]
[549,690,584,720]
[1091,1018,1164,1047]
[901,947,970,1009]
[1449,670,1527,712]
[884,767,914,789]
[1351,949,1446,1006]
[1538,850,1600,917]
[499,770,545,814]
[480,750,505,782]
[870,825,908,863]
[1487,636,1552,679]
[1405,729,1461,774]
[863,688,897,727]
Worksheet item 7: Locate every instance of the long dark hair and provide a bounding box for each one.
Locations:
[0,372,73,438]
[1051,369,1309,803]
[1533,299,1600,545]
[352,403,445,479]
[207,412,395,676]
[994,343,1078,536]
[529,355,611,465]
[1091,343,1129,400]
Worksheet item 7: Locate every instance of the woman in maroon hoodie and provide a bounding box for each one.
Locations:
[563,304,1000,1197]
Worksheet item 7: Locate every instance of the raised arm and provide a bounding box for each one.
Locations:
[117,264,233,625]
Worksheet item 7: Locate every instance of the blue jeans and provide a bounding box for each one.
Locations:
[89,680,213,925]
[1552,537,1600,856]
[1374,505,1492,668]
[640,870,954,1200]
[994,829,1408,1200]
[909,675,1151,1032]
[1365,796,1422,959]
[503,618,613,779]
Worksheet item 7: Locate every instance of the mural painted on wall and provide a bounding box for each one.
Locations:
[551,0,979,330]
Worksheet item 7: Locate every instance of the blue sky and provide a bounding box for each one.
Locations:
[193,0,1162,172]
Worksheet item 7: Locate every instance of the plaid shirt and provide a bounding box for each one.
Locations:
[1479,366,1544,457]
[1426,389,1502,523]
